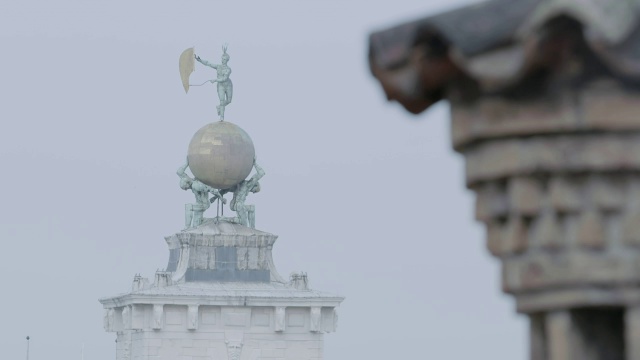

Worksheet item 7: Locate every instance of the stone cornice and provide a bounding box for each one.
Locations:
[165,232,277,249]
[369,0,640,114]
[99,293,345,309]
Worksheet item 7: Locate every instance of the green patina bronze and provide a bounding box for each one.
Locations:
[178,44,265,229]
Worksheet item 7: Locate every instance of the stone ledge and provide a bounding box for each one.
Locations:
[515,286,640,314]
[476,174,639,226]
[451,80,640,150]
[102,303,340,335]
[465,133,640,185]
[166,233,277,249]
[451,92,578,150]
[502,251,640,294]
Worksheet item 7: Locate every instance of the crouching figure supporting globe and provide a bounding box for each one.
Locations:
[177,120,265,229]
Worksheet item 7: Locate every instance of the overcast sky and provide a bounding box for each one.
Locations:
[0,0,526,359]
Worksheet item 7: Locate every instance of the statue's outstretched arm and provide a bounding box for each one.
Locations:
[252,159,265,181]
[195,55,218,69]
[176,158,190,178]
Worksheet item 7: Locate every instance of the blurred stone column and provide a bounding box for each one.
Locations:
[546,311,574,360]
[627,306,640,360]
[367,1,640,357]
[530,314,546,360]
[451,79,640,359]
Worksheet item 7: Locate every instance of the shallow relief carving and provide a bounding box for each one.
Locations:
[310,307,322,332]
[121,306,131,330]
[225,332,244,360]
[152,304,164,330]
[104,308,115,332]
[188,305,199,330]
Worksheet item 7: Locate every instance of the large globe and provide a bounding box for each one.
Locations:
[187,121,255,190]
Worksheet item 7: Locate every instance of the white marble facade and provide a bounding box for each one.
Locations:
[105,304,338,360]
[100,221,343,360]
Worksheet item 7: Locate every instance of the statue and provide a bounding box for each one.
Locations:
[179,45,233,120]
[196,45,233,120]
[177,157,224,228]
[219,157,265,228]
[178,45,264,229]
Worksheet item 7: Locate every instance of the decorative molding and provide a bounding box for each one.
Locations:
[152,304,164,330]
[187,305,199,330]
[275,306,286,332]
[121,306,131,330]
[131,305,144,330]
[310,307,322,332]
[225,332,244,360]
[103,308,115,332]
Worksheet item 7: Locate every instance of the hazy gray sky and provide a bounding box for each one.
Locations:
[0,0,526,359]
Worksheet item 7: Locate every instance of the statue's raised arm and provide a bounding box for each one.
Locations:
[177,157,193,191]
[195,55,218,69]
[177,157,226,229]
[176,157,190,177]
[251,157,265,183]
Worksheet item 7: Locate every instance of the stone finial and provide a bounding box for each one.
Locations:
[154,271,173,288]
[290,272,309,290]
[132,274,149,292]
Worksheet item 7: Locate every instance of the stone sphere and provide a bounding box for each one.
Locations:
[187,121,255,190]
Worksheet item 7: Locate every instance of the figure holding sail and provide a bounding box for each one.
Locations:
[179,45,233,120]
